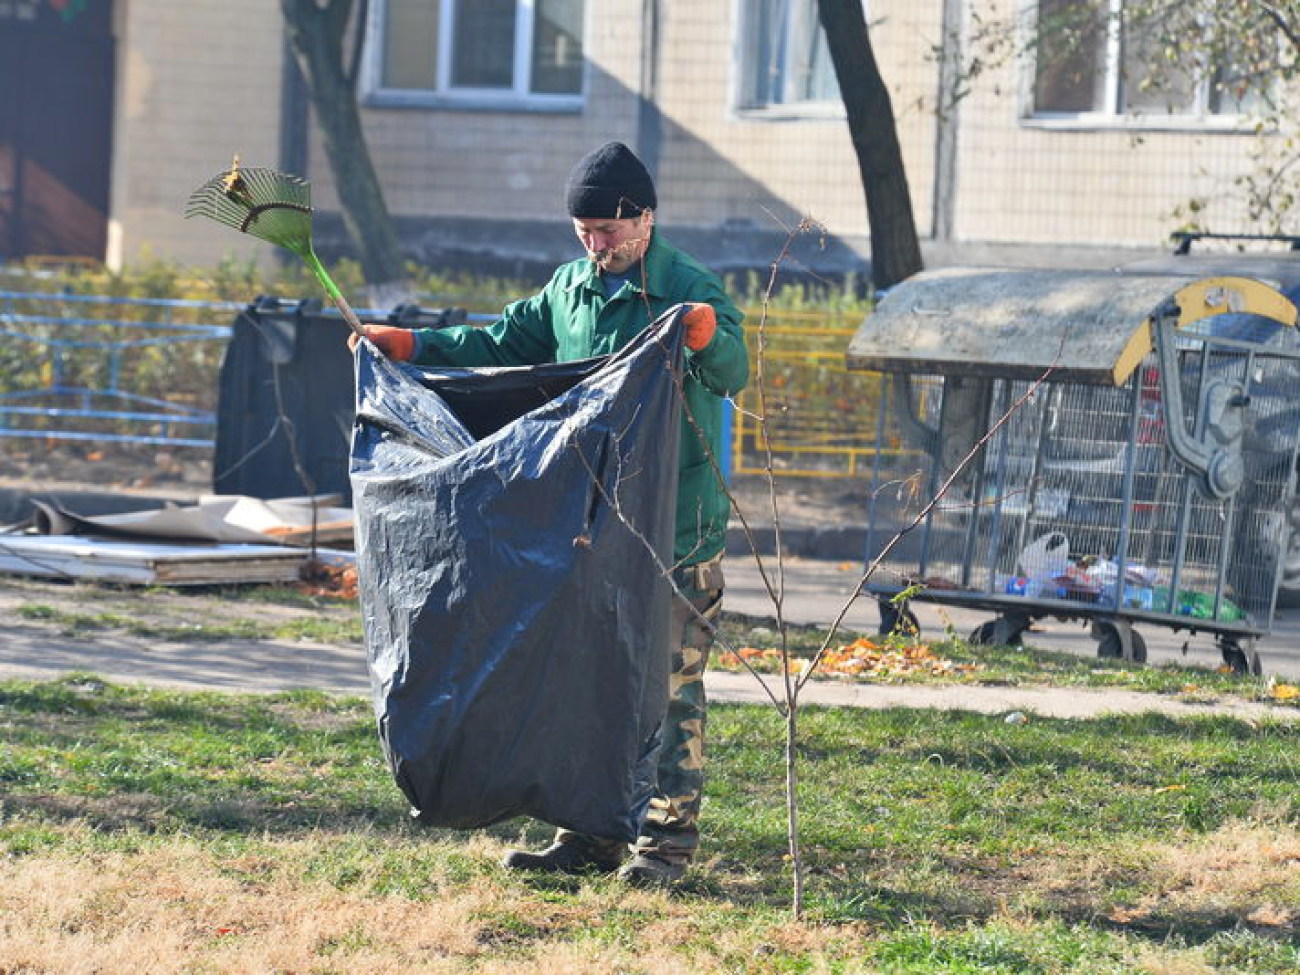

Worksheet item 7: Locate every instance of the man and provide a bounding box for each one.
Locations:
[353,141,748,886]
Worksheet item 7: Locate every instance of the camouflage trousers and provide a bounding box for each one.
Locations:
[558,557,724,865]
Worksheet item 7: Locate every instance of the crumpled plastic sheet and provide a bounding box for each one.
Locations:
[350,307,685,841]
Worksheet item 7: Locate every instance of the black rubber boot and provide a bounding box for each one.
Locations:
[617,852,687,887]
[501,839,623,875]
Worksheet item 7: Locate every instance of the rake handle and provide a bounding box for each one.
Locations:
[304,251,366,338]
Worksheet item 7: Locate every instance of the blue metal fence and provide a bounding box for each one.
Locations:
[0,291,241,448]
[0,292,496,452]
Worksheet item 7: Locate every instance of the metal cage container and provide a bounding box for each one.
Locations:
[847,267,1300,675]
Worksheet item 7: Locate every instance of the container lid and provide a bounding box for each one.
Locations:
[846,267,1297,386]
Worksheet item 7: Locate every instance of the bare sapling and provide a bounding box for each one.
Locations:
[581,216,1069,916]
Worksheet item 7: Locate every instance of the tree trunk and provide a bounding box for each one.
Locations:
[280,0,406,290]
[816,0,924,290]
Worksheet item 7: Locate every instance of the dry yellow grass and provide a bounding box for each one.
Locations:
[0,835,767,974]
[3,843,482,973]
[1120,821,1300,929]
[980,819,1300,935]
[5,822,1294,973]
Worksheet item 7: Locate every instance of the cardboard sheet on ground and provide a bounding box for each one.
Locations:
[26,495,353,547]
[351,308,685,841]
[0,496,338,585]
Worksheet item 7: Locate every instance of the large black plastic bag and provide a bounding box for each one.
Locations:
[350,308,685,841]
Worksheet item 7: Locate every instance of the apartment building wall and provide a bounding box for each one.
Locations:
[653,0,939,255]
[101,1,1288,280]
[314,1,944,279]
[103,0,939,278]
[101,0,937,278]
[954,112,1270,252]
[317,0,649,277]
[106,0,285,270]
[948,0,1279,254]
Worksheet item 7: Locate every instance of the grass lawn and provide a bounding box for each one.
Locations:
[1,676,1297,973]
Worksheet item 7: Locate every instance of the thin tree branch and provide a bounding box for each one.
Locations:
[346,0,370,89]
[1259,1,1300,53]
[794,365,1058,697]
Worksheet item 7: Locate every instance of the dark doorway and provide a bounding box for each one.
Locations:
[0,1,115,262]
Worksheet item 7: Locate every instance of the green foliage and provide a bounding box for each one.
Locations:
[206,254,269,302]
[726,269,874,320]
[406,262,537,313]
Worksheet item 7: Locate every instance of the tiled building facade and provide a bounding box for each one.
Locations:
[7,0,1287,282]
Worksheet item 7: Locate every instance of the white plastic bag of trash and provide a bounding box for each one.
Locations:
[1017,531,1070,597]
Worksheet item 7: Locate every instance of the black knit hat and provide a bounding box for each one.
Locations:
[565,142,657,219]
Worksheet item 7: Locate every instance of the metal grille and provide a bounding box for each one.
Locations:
[0,291,239,447]
[864,322,1300,635]
[730,317,882,477]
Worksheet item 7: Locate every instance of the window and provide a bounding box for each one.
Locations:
[374,0,584,107]
[739,0,841,112]
[1030,0,1266,123]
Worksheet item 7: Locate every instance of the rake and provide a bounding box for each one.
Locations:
[185,157,364,337]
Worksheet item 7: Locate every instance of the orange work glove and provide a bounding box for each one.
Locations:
[347,323,416,361]
[683,302,717,352]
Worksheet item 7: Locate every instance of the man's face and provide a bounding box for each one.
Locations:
[573,212,653,274]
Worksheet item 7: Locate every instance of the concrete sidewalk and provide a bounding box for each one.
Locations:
[3,616,1296,723]
[1,556,1296,723]
[5,479,1296,680]
[0,475,1296,716]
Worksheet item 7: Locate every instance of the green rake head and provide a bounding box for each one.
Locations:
[185,157,364,335]
[184,157,315,259]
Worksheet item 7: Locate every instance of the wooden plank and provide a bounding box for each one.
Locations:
[0,535,307,586]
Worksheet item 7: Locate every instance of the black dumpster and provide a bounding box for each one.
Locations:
[214,296,464,502]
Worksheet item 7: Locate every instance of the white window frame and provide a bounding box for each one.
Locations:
[732,0,850,121]
[364,0,585,112]
[1021,0,1258,132]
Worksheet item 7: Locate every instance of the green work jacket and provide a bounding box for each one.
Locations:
[408,231,749,566]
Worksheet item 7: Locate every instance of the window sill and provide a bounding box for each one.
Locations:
[733,103,846,123]
[365,89,584,114]
[1020,113,1262,135]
